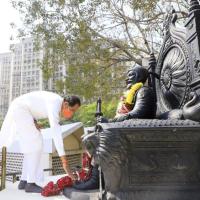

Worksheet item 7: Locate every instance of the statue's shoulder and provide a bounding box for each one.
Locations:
[137,86,154,97]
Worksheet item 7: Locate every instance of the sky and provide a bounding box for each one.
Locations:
[0,0,21,53]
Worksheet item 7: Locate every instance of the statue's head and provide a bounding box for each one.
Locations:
[126,65,148,89]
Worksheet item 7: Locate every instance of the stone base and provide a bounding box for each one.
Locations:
[83,119,200,200]
[112,189,200,200]
[63,188,100,200]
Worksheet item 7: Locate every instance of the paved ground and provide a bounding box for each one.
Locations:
[0,175,69,200]
[0,175,100,200]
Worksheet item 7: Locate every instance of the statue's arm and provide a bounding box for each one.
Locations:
[110,88,156,122]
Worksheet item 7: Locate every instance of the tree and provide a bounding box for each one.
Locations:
[11,0,189,101]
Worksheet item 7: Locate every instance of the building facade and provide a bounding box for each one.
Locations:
[0,53,12,119]
[9,37,44,102]
[0,37,66,119]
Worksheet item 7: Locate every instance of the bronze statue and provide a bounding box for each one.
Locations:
[100,65,157,123]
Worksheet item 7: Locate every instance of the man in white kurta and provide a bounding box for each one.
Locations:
[0,91,81,193]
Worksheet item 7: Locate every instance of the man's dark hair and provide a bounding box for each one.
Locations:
[64,95,81,107]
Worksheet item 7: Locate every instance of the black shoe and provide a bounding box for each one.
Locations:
[18,180,27,190]
[25,183,42,193]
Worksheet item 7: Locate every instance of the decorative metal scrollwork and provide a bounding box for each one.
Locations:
[156,10,191,114]
[160,46,188,110]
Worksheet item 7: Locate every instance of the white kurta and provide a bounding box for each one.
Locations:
[0,91,65,156]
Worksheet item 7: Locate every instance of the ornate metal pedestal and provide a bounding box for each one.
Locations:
[84,120,200,200]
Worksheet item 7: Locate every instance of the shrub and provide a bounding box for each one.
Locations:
[72,99,118,126]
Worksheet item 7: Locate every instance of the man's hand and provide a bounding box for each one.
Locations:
[61,156,77,181]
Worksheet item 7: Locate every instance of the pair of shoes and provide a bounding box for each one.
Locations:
[25,183,42,193]
[18,180,27,190]
[18,181,42,193]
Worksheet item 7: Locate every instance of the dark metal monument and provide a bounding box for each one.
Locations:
[83,1,200,199]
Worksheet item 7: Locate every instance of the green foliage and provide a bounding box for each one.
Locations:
[72,99,119,126]
[11,0,189,102]
[37,99,119,127]
[55,79,65,93]
[64,20,126,101]
[65,61,125,102]
[72,102,97,126]
[37,118,50,128]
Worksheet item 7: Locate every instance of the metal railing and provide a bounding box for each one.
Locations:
[0,147,56,191]
[0,147,7,191]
